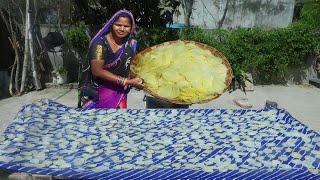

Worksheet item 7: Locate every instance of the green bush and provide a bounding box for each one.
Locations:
[63,22,89,60]
[63,22,90,82]
[178,25,318,84]
[135,27,180,51]
[300,0,320,28]
[53,65,67,74]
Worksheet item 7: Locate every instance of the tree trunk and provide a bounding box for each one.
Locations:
[8,37,20,95]
[14,35,21,93]
[181,0,194,26]
[20,0,30,93]
[1,8,21,95]
[9,39,17,96]
[9,0,24,94]
[29,13,42,90]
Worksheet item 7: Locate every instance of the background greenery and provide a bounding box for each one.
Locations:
[64,0,320,85]
[137,0,320,84]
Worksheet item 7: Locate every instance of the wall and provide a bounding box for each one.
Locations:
[285,56,319,85]
[174,0,296,29]
[39,25,79,83]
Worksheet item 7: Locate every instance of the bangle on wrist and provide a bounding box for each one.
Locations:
[117,76,122,85]
[123,78,128,86]
[116,75,121,85]
[116,76,127,86]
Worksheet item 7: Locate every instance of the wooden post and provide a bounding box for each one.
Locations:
[20,0,30,93]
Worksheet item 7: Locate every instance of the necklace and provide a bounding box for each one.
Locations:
[108,34,121,47]
[106,34,122,53]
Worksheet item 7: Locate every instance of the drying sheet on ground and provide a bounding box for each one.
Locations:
[0,99,319,179]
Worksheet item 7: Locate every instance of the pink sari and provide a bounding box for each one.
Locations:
[93,81,128,108]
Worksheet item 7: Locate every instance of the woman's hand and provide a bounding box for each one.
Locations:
[127,77,144,89]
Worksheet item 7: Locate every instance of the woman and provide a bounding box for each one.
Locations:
[81,10,143,109]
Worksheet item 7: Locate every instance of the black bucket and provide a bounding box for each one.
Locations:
[145,96,189,109]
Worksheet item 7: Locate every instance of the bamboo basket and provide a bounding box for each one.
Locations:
[130,40,233,105]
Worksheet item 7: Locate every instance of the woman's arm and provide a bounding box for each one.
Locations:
[91,59,143,88]
[91,59,120,84]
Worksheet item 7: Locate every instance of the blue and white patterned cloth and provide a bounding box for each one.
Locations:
[0,99,319,180]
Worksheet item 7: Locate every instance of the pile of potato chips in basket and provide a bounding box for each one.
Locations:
[130,40,233,104]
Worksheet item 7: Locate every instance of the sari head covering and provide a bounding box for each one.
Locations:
[90,9,136,47]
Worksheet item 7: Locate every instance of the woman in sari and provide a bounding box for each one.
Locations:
[82,10,143,109]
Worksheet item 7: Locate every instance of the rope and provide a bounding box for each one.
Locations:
[52,87,73,101]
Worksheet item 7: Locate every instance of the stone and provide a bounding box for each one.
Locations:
[309,78,320,88]
[233,98,253,109]
[265,100,278,108]
[8,172,33,180]
[244,73,254,91]
[32,174,53,180]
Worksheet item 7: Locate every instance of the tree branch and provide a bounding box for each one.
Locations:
[218,0,229,28]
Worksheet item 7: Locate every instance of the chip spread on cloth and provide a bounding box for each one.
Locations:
[0,99,319,179]
[131,40,233,104]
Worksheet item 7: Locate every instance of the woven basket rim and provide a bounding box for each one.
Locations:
[130,40,233,105]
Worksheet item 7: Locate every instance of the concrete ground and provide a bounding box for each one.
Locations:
[0,84,319,134]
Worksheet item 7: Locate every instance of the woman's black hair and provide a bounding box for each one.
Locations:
[113,13,133,26]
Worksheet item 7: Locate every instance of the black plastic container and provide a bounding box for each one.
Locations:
[145,96,189,109]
